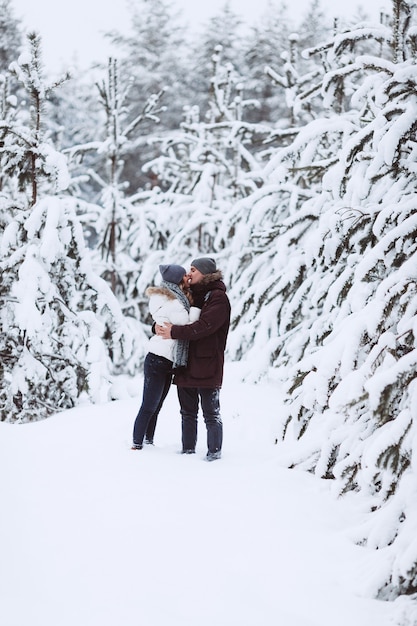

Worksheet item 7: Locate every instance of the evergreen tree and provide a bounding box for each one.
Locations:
[0,72,17,195]
[2,32,70,206]
[0,196,133,422]
[0,0,23,71]
[199,1,243,69]
[105,0,188,190]
[62,58,166,369]
[144,48,268,204]
[297,0,328,51]
[47,65,104,194]
[0,37,137,421]
[185,2,244,119]
[243,1,292,124]
[107,0,186,100]
[219,0,417,598]
[88,58,164,293]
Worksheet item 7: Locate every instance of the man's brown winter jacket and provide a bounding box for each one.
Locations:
[171,272,230,388]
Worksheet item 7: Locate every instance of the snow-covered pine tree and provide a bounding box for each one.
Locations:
[92,58,164,290]
[0,195,135,422]
[2,32,70,206]
[0,37,136,421]
[220,0,417,599]
[0,72,16,197]
[297,0,327,51]
[62,58,170,374]
[107,48,264,319]
[197,1,244,70]
[242,1,293,125]
[46,65,104,195]
[144,47,268,204]
[0,0,23,71]
[184,1,244,115]
[264,30,326,127]
[104,0,188,191]
[126,47,275,299]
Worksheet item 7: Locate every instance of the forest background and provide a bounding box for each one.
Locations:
[1,0,417,607]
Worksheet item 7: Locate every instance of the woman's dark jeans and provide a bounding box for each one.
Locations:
[177,387,223,454]
[132,353,173,446]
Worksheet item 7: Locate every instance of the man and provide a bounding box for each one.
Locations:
[155,257,230,461]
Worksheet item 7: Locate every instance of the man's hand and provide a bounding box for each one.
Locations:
[155,322,173,339]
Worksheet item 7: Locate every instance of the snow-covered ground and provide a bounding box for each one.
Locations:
[0,363,414,626]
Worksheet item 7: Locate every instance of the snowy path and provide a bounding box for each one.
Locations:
[0,365,406,626]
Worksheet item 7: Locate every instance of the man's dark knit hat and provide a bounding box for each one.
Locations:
[159,264,186,285]
[191,257,217,275]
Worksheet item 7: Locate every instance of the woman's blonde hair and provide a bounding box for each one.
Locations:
[179,280,194,305]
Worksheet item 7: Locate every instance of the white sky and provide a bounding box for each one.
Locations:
[11,0,391,73]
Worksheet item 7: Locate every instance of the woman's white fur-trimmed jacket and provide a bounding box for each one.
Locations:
[146,286,200,362]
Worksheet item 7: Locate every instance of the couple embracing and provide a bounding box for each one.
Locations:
[132,257,231,462]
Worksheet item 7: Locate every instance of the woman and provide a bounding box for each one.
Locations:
[132,264,200,450]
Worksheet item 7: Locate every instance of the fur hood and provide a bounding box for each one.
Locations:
[145,285,177,300]
[197,270,223,286]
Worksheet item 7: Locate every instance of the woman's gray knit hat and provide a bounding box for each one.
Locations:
[191,257,217,275]
[159,264,186,285]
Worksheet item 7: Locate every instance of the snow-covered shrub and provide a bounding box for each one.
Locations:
[0,196,137,422]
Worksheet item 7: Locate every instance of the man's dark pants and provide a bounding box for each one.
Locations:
[177,387,223,453]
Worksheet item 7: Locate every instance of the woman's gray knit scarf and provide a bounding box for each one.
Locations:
[161,280,191,369]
